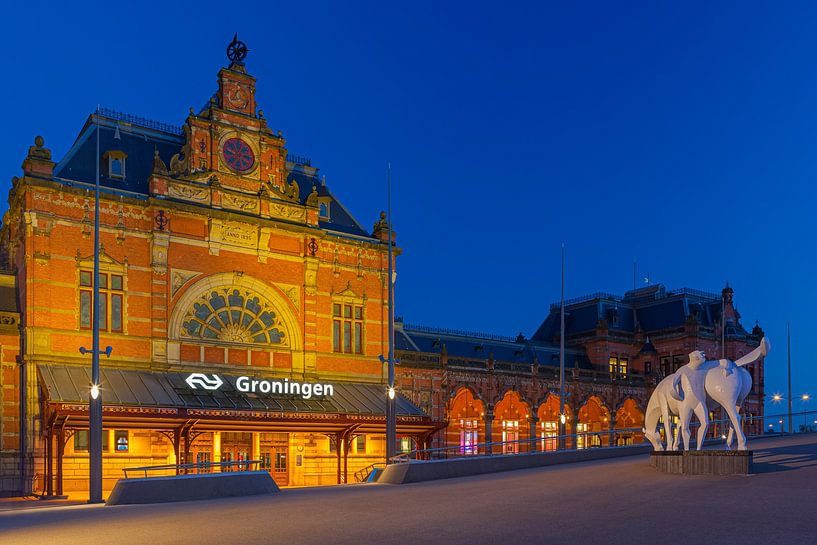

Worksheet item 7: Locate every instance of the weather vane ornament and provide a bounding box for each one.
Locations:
[227,34,249,65]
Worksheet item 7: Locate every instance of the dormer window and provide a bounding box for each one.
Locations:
[318,198,331,220]
[104,150,127,179]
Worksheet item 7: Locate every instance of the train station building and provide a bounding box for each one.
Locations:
[0,43,766,497]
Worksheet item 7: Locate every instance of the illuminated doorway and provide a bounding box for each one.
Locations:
[502,420,519,454]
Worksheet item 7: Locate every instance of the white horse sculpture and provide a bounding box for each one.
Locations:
[643,374,685,451]
[644,337,768,451]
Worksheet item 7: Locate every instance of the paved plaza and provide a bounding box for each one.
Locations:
[1,434,815,545]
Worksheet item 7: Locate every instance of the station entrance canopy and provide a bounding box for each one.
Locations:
[38,364,438,436]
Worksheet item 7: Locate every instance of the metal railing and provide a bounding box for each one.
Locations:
[549,286,723,310]
[286,153,312,167]
[98,107,183,135]
[122,459,262,479]
[389,412,811,464]
[402,323,518,343]
[390,426,649,464]
[550,292,623,310]
[354,462,385,483]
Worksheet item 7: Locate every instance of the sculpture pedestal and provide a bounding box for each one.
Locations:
[650,450,752,475]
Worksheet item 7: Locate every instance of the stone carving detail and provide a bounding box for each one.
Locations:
[171,269,201,298]
[0,312,19,328]
[373,211,388,235]
[152,232,169,275]
[116,206,126,244]
[266,175,300,203]
[169,152,188,176]
[644,338,768,452]
[269,203,306,222]
[32,191,151,220]
[168,181,209,203]
[305,185,319,207]
[278,285,300,308]
[180,287,287,346]
[152,149,168,175]
[223,191,259,214]
[221,221,257,248]
[81,202,91,238]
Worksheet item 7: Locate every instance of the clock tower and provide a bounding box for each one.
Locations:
[149,35,315,227]
[218,34,257,117]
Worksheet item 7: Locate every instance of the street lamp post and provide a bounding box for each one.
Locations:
[88,110,104,503]
[77,109,113,504]
[802,394,810,432]
[379,164,397,463]
[787,324,793,434]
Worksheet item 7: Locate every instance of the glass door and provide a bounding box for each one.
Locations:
[576,423,588,450]
[221,432,251,471]
[260,433,289,486]
[540,421,557,451]
[459,419,479,455]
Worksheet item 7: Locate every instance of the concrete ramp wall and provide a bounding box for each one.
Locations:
[378,445,652,484]
[106,471,279,505]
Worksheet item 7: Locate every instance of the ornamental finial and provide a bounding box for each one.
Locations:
[227,33,249,65]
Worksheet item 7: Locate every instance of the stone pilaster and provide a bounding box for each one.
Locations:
[301,253,320,378]
[150,222,170,369]
[484,408,494,456]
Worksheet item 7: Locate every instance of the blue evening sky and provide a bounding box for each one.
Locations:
[1,1,814,415]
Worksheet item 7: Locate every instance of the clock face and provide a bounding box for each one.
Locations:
[222,138,255,172]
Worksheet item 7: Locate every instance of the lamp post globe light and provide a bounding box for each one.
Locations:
[771,393,783,432]
[802,394,810,431]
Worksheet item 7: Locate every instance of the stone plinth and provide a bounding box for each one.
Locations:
[651,450,752,475]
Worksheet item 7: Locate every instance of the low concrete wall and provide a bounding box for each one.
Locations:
[651,450,752,475]
[106,471,280,505]
[378,445,652,485]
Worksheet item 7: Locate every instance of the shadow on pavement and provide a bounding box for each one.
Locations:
[752,441,817,473]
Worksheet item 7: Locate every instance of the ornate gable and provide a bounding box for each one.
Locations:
[148,36,318,226]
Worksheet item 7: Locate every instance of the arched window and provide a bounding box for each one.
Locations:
[181,288,286,345]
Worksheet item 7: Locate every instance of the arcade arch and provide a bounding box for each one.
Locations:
[615,398,645,446]
[578,396,611,448]
[494,391,531,454]
[537,394,574,450]
[446,387,485,455]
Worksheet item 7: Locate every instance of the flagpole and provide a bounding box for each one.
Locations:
[385,163,396,462]
[788,323,792,434]
[558,244,566,450]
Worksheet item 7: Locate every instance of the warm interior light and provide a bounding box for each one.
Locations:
[388,387,395,400]
[90,384,100,400]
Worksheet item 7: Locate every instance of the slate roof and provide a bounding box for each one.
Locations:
[396,323,592,370]
[54,114,180,197]
[38,364,426,417]
[531,284,750,342]
[53,110,373,239]
[287,167,370,237]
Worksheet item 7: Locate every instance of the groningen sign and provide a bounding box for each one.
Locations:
[185,373,335,400]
